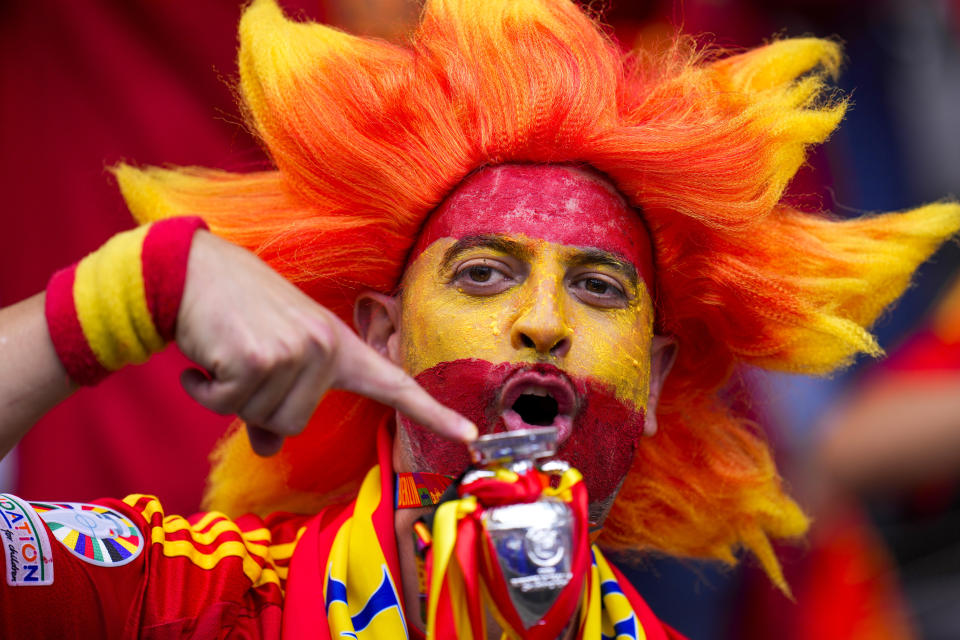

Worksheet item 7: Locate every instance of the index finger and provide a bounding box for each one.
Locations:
[332,327,477,442]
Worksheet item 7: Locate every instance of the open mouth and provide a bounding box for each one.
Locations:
[498,370,577,444]
[512,391,559,426]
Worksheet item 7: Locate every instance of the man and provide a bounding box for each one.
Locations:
[1,0,958,637]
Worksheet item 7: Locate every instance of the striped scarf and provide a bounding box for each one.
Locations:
[281,427,681,640]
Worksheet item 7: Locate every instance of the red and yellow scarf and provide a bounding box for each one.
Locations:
[282,427,682,639]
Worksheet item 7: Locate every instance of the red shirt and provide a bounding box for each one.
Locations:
[0,493,310,639]
[1,487,687,639]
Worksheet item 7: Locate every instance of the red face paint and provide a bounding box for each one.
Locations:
[397,359,647,503]
[408,164,654,287]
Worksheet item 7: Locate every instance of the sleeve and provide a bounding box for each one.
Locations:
[0,493,308,640]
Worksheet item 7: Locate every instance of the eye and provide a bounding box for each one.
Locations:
[582,278,610,294]
[570,273,628,308]
[466,265,494,283]
[452,258,516,294]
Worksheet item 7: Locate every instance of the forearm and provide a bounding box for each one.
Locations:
[0,293,75,458]
[0,218,208,459]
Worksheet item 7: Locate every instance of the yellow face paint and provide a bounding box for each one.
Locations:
[400,235,654,411]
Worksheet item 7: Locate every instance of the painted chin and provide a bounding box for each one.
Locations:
[398,359,647,503]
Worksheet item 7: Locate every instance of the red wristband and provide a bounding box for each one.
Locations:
[46,263,104,384]
[141,216,209,341]
[45,216,208,385]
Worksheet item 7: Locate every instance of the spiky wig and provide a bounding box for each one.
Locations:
[115,0,959,589]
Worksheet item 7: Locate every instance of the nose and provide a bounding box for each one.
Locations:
[510,276,572,358]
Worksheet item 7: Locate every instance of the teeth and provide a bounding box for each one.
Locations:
[523,386,551,397]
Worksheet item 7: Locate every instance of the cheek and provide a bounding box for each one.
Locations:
[396,360,515,474]
[566,302,654,410]
[396,417,472,476]
[558,380,647,502]
[400,256,524,376]
[400,291,514,376]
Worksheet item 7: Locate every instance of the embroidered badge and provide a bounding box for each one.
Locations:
[30,502,143,567]
[0,494,54,586]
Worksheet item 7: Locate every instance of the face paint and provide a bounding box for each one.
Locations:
[408,165,654,287]
[397,360,647,503]
[396,164,655,506]
[402,237,653,408]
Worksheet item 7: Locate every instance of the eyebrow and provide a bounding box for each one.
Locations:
[439,234,639,288]
[565,248,639,288]
[439,234,534,271]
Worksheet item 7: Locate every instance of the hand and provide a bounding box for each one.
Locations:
[175,231,477,455]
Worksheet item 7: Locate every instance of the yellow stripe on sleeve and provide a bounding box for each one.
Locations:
[158,515,266,547]
[124,494,291,592]
[123,494,163,521]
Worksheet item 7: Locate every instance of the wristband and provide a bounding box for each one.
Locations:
[45,217,208,385]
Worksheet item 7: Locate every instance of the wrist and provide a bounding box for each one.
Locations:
[45,217,208,385]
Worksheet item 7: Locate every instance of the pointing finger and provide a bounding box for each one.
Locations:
[333,330,476,442]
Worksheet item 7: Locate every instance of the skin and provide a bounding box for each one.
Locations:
[402,237,654,409]
[325,0,421,41]
[396,236,654,503]
[377,165,669,497]
[176,232,475,454]
[355,164,675,636]
[0,293,75,459]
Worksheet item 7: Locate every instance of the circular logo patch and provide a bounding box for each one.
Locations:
[30,502,143,567]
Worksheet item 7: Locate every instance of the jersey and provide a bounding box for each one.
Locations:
[0,493,311,639]
[1,446,688,640]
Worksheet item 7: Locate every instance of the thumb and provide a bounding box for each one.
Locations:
[180,367,216,406]
[180,367,240,416]
[181,368,285,457]
[245,424,285,457]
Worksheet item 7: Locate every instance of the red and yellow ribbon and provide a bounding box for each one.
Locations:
[424,466,592,640]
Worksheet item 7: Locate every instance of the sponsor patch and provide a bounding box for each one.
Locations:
[0,494,54,586]
[31,501,143,568]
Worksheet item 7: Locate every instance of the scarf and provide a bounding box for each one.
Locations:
[282,426,679,639]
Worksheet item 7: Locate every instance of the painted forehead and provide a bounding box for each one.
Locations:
[409,164,654,285]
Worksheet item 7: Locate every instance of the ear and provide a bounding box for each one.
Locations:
[354,291,402,365]
[644,334,677,436]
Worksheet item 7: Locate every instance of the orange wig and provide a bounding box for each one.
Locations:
[115,0,960,589]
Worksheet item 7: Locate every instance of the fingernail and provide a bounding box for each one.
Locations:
[461,420,478,441]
